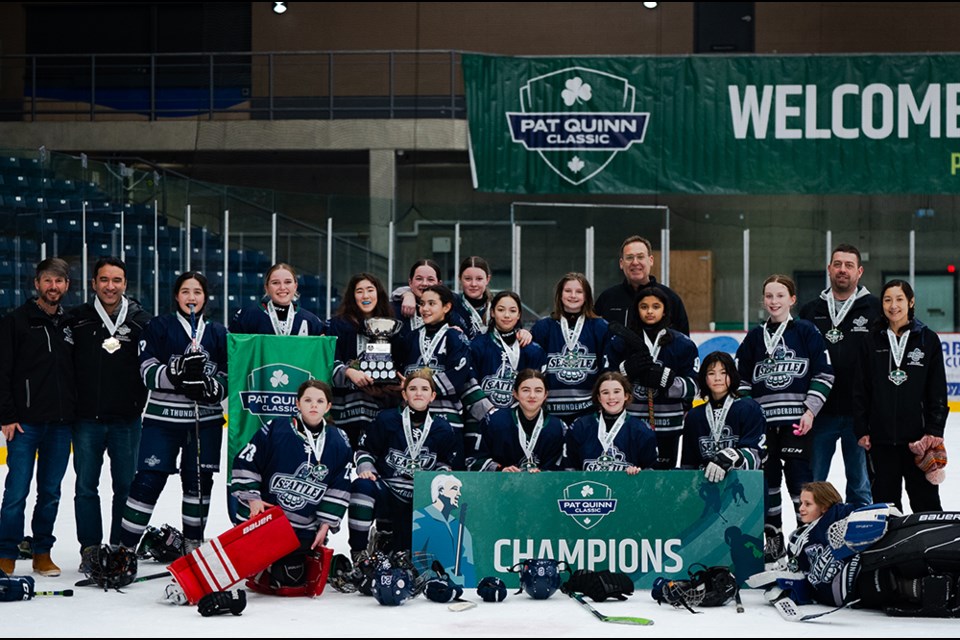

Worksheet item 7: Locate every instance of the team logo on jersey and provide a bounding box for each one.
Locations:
[583,447,630,472]
[144,455,161,467]
[506,67,650,185]
[852,316,870,332]
[753,346,809,391]
[698,426,739,460]
[803,543,843,586]
[385,447,438,477]
[547,343,597,385]
[557,481,618,530]
[481,357,516,408]
[269,462,329,511]
[907,348,925,366]
[240,364,313,426]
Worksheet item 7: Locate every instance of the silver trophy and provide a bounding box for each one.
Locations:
[358,317,402,384]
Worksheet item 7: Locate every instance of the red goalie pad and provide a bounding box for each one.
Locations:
[168,506,300,604]
[244,546,334,598]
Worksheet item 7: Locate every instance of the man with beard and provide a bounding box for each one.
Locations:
[595,236,690,335]
[68,257,152,568]
[411,474,475,585]
[0,258,76,576]
[800,244,881,506]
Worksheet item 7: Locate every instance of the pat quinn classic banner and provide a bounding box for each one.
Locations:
[411,470,764,588]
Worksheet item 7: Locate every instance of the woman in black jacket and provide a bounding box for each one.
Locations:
[854,279,947,513]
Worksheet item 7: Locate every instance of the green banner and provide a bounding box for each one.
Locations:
[226,334,337,471]
[411,470,764,588]
[464,53,960,194]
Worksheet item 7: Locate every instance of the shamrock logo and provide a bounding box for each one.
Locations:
[580,484,594,498]
[561,77,592,106]
[567,156,585,174]
[270,369,289,388]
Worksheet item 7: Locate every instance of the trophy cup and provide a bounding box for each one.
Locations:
[357,317,402,384]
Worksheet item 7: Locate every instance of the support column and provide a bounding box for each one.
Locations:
[369,149,396,265]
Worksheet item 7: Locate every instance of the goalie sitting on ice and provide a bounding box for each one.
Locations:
[230,380,352,595]
[754,481,960,618]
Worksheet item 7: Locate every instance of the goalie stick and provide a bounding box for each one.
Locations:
[608,322,656,426]
[569,592,654,626]
[75,571,169,588]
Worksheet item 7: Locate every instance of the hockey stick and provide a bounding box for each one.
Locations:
[36,589,74,597]
[569,592,654,626]
[75,571,169,588]
[771,591,860,622]
[188,303,206,547]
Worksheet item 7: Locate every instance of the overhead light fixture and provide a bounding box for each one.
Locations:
[643,2,658,8]
[273,2,287,14]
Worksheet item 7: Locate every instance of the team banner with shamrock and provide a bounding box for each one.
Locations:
[463,53,960,194]
[411,469,764,588]
[226,334,337,473]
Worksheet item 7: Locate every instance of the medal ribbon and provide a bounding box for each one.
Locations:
[762,314,792,359]
[515,409,544,465]
[94,295,129,338]
[886,328,911,372]
[294,417,328,465]
[642,328,666,362]
[402,407,433,467]
[597,411,628,455]
[826,291,857,333]
[494,329,521,372]
[266,300,295,336]
[418,324,449,366]
[705,394,735,444]
[560,314,585,353]
[176,312,206,348]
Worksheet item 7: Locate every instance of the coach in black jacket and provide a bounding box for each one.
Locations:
[595,235,690,335]
[853,279,947,513]
[0,258,76,577]
[68,257,152,560]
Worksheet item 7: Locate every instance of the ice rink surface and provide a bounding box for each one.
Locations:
[2,418,957,638]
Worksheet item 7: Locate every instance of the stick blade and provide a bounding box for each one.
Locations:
[601,615,655,626]
[448,600,478,612]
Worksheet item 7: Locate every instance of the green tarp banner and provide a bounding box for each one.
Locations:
[226,334,337,472]
[411,469,764,588]
[463,53,960,194]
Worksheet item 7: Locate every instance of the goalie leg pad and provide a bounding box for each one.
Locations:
[168,505,299,604]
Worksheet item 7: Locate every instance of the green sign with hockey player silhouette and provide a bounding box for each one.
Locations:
[412,470,764,589]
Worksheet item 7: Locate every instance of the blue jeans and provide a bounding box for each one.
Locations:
[811,414,872,507]
[73,418,141,549]
[0,422,72,558]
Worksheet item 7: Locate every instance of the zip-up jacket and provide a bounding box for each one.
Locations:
[68,297,152,421]
[595,276,690,336]
[799,287,882,416]
[0,299,76,424]
[853,318,947,444]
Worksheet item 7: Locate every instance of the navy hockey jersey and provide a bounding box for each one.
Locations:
[735,319,834,430]
[470,408,566,471]
[355,408,461,503]
[606,328,699,433]
[565,412,658,471]
[139,313,228,430]
[230,417,353,533]
[680,397,767,470]
[469,331,547,410]
[789,502,857,606]
[396,325,491,426]
[451,293,490,341]
[531,316,609,420]
[229,303,325,337]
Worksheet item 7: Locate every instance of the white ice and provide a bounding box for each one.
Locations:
[3,418,958,638]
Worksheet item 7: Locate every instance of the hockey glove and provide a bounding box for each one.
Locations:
[0,575,35,601]
[182,351,209,381]
[621,351,654,379]
[562,569,634,602]
[197,590,246,617]
[182,376,223,403]
[704,462,727,483]
[635,363,676,391]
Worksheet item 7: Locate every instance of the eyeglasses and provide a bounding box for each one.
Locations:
[621,254,649,263]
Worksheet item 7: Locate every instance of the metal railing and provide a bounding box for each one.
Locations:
[0,50,466,121]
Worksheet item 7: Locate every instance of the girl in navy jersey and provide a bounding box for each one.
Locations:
[327,273,399,448]
[565,371,657,473]
[532,273,610,424]
[229,263,325,336]
[119,271,228,551]
[735,274,834,563]
[607,287,699,468]
[471,369,565,472]
[470,291,546,410]
[680,351,766,481]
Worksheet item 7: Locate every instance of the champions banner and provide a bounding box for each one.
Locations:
[464,53,960,194]
[411,470,764,588]
[226,334,337,472]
